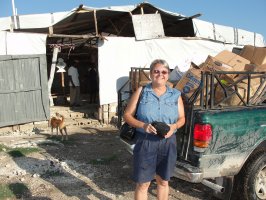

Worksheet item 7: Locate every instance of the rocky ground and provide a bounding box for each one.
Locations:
[0,120,217,200]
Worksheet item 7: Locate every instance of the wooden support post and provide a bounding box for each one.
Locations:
[48,34,97,39]
[61,72,65,87]
[48,46,60,106]
[49,26,53,35]
[94,10,99,36]
[98,105,103,123]
[61,72,66,100]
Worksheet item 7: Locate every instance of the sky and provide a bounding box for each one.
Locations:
[0,0,266,40]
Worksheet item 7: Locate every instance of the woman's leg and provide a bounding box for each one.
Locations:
[156,175,169,200]
[135,182,151,200]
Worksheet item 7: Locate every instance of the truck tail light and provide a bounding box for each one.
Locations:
[193,124,212,148]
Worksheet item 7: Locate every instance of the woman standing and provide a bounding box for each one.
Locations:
[123,59,185,200]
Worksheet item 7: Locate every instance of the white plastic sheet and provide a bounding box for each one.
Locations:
[193,19,265,47]
[0,31,47,55]
[98,36,237,105]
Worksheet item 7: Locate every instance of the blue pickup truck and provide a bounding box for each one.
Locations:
[119,70,266,200]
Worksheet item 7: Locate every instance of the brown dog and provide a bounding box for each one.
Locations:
[49,112,68,140]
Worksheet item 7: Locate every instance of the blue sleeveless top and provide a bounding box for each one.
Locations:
[136,83,181,133]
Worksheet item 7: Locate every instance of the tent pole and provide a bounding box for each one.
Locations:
[11,0,17,29]
[61,72,66,100]
[48,46,60,106]
[93,10,98,35]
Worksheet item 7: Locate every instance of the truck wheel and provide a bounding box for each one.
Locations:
[236,152,266,200]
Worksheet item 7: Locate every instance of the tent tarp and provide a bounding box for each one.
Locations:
[0,12,68,30]
[193,19,265,47]
[0,31,47,55]
[98,36,237,105]
[0,3,265,46]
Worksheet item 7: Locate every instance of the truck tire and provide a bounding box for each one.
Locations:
[235,152,266,200]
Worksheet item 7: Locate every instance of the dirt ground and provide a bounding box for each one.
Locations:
[0,122,217,200]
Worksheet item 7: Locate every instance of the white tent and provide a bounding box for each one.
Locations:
[0,3,265,47]
[0,12,68,30]
[0,31,47,55]
[192,19,265,47]
[0,3,265,106]
[98,36,244,105]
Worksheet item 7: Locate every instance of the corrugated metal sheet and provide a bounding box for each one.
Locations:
[0,55,50,127]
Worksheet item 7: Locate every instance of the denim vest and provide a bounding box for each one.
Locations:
[136,83,181,133]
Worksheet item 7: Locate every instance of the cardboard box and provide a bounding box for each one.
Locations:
[214,50,250,71]
[253,47,266,66]
[200,50,250,81]
[201,55,234,72]
[250,81,266,104]
[175,64,202,98]
[240,45,266,66]
[139,80,151,87]
[239,45,255,61]
[200,55,237,81]
[240,64,266,90]
[214,82,254,106]
[130,70,150,91]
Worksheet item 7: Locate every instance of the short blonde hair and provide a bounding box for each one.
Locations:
[150,59,170,73]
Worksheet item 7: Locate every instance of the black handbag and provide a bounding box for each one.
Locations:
[119,87,144,141]
[120,122,135,140]
[151,121,170,138]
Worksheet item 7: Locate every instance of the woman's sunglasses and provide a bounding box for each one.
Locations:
[153,69,169,75]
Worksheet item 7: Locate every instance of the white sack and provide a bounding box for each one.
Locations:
[168,66,184,85]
